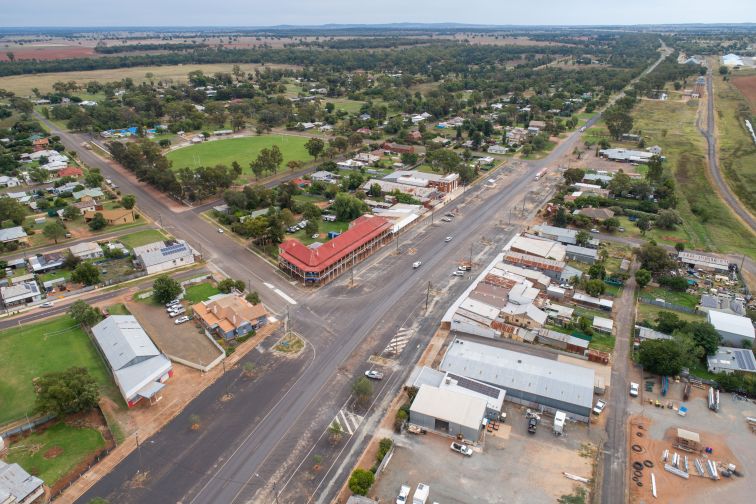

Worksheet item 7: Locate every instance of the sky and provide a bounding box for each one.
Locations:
[2,0,755,27]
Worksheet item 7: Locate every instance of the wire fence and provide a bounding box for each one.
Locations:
[638,296,697,314]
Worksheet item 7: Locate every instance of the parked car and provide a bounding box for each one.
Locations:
[413,261,422,269]
[217,228,224,233]
[593,399,607,415]
[365,370,384,380]
[528,417,538,434]
[174,316,190,325]
[396,484,411,504]
[441,217,452,222]
[165,299,181,308]
[452,270,464,277]
[629,382,639,397]
[458,264,471,271]
[40,301,54,308]
[445,236,453,242]
[450,442,473,456]
[169,308,186,318]
[444,213,455,218]
[618,227,625,232]
[590,228,600,234]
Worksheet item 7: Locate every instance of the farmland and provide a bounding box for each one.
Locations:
[731,74,756,112]
[0,316,119,425]
[166,134,310,175]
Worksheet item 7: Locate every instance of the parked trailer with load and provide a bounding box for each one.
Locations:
[412,483,430,504]
[535,168,547,180]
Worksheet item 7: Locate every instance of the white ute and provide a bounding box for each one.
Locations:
[629,382,639,397]
[396,484,411,504]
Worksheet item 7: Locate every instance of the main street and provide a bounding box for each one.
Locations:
[32,89,621,504]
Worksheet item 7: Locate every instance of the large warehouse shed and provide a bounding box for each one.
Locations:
[410,384,488,442]
[439,338,595,421]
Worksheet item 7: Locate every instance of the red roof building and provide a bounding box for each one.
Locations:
[32,137,49,152]
[278,215,393,285]
[57,166,84,178]
[382,142,415,155]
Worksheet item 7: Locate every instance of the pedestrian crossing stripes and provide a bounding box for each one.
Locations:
[332,408,363,436]
[383,328,413,356]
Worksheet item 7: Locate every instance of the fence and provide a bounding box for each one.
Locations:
[638,296,697,314]
[0,414,56,438]
[50,444,115,501]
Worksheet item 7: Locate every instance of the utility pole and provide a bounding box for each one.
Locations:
[469,242,473,269]
[425,281,431,311]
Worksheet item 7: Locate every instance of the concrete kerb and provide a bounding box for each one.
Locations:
[52,321,279,504]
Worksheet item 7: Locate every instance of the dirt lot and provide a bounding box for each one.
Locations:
[126,300,222,368]
[626,380,756,504]
[732,75,756,112]
[371,403,596,504]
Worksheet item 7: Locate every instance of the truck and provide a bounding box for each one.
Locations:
[412,483,430,504]
[534,168,547,181]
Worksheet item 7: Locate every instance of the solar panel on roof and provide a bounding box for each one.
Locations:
[161,244,187,256]
[448,373,501,399]
[734,350,755,371]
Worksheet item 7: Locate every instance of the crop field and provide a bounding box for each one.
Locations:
[0,63,293,96]
[0,316,118,425]
[732,74,756,111]
[631,97,756,259]
[166,134,310,174]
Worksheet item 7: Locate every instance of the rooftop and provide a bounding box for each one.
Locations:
[707,346,756,373]
[133,240,194,267]
[707,311,755,339]
[410,383,488,430]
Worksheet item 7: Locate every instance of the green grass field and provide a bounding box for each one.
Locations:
[328,98,365,114]
[166,135,310,175]
[589,332,615,352]
[289,220,351,246]
[106,303,131,315]
[183,282,220,303]
[0,316,118,425]
[715,76,756,216]
[630,98,756,259]
[5,422,106,486]
[642,287,698,309]
[636,304,705,326]
[118,229,168,249]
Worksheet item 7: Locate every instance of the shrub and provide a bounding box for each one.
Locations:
[348,468,375,496]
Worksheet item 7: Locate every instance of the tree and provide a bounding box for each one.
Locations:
[71,262,100,286]
[634,269,651,289]
[687,322,721,356]
[659,275,688,292]
[674,242,685,253]
[332,193,368,221]
[348,469,374,496]
[636,216,651,235]
[369,183,382,198]
[302,203,322,223]
[553,206,569,227]
[287,160,302,173]
[585,279,606,297]
[604,107,633,140]
[304,220,319,236]
[646,155,664,182]
[84,170,104,188]
[0,197,27,225]
[245,292,261,305]
[636,241,673,273]
[121,194,136,209]
[88,212,107,231]
[352,376,373,407]
[305,138,325,160]
[638,339,687,376]
[6,51,14,62]
[153,275,181,303]
[563,168,585,185]
[588,262,606,280]
[655,209,682,230]
[558,487,587,504]
[655,311,687,334]
[718,65,729,76]
[35,367,100,416]
[63,251,82,270]
[602,217,620,232]
[218,278,239,293]
[62,205,80,221]
[68,300,102,327]
[43,221,66,244]
[401,152,419,165]
[575,230,590,247]
[328,420,343,445]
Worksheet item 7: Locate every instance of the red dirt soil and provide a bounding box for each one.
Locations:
[732,75,756,112]
[0,46,96,61]
[43,446,64,459]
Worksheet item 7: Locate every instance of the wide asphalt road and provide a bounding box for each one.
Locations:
[698,68,756,233]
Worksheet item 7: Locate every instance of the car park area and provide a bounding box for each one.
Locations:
[371,404,595,504]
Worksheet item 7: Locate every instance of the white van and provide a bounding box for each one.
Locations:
[412,261,422,269]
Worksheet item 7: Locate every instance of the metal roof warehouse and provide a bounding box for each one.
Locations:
[439,338,595,421]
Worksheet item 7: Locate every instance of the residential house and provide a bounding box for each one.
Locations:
[407,130,423,142]
[56,166,84,178]
[133,240,196,274]
[31,137,49,151]
[70,200,101,215]
[592,316,614,334]
[529,120,546,130]
[91,315,172,407]
[0,460,45,504]
[565,245,598,264]
[0,226,28,245]
[50,181,79,196]
[531,224,578,245]
[505,127,529,145]
[336,159,365,170]
[0,175,21,188]
[487,144,508,154]
[0,280,42,308]
[72,188,104,201]
[83,208,135,225]
[193,293,269,340]
[28,253,64,273]
[354,152,380,164]
[500,303,547,330]
[707,347,756,374]
[69,241,104,260]
[311,171,339,183]
[381,142,414,155]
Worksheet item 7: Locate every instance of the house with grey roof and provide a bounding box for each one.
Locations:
[133,240,196,275]
[0,226,29,244]
[707,347,756,375]
[565,244,598,264]
[69,241,104,260]
[0,280,42,308]
[0,460,44,504]
[72,188,104,201]
[91,315,172,407]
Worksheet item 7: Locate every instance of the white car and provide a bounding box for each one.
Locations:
[169,308,186,318]
[593,399,607,415]
[365,370,384,380]
[217,228,224,233]
[441,217,452,222]
[450,442,473,456]
[174,316,190,325]
[629,382,639,397]
[452,270,464,277]
[40,301,54,308]
[590,228,600,234]
[445,236,453,242]
[396,485,411,504]
[412,261,422,269]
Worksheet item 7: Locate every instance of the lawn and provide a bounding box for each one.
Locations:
[288,219,351,246]
[642,287,698,309]
[589,332,616,352]
[328,98,366,114]
[5,422,106,486]
[106,303,131,315]
[630,98,756,259]
[292,194,327,206]
[166,135,310,175]
[118,229,168,249]
[636,304,705,326]
[0,316,119,425]
[183,282,221,303]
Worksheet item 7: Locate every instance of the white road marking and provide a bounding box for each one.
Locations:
[332,408,363,436]
[383,328,413,355]
[264,282,297,305]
